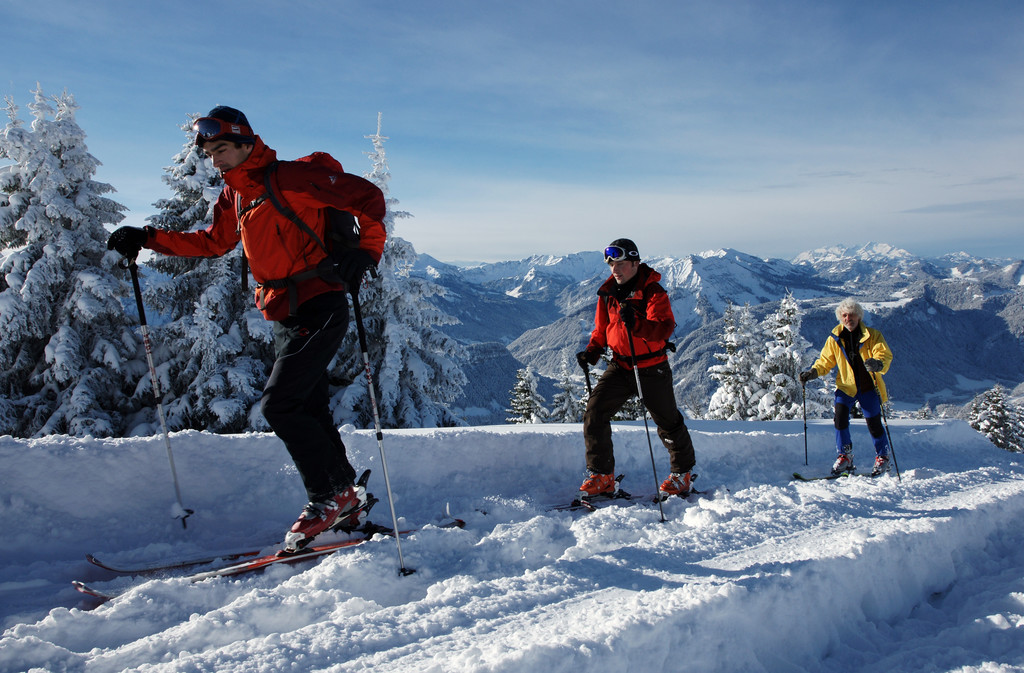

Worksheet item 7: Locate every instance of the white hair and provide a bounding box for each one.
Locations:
[835,298,864,322]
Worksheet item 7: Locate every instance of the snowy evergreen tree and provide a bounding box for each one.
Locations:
[612,394,647,421]
[506,366,547,424]
[0,88,131,436]
[752,292,826,420]
[139,115,272,433]
[548,358,585,422]
[332,114,468,428]
[706,302,762,420]
[968,385,1023,452]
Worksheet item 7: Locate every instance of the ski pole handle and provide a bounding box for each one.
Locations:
[120,258,148,327]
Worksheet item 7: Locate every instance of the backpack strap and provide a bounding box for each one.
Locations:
[234,194,254,292]
[262,162,329,254]
[254,161,341,316]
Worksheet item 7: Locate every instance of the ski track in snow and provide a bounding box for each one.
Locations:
[2,420,1024,672]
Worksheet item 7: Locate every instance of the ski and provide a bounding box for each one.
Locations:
[72,580,118,601]
[74,519,465,603]
[88,470,377,576]
[551,474,710,512]
[188,518,463,582]
[792,470,887,482]
[550,474,631,511]
[74,536,377,602]
[86,548,265,575]
[792,471,852,482]
[655,486,713,503]
[550,493,632,512]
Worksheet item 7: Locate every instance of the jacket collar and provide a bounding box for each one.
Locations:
[831,322,870,343]
[223,137,278,195]
[598,263,661,298]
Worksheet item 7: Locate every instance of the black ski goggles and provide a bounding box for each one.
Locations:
[604,245,639,263]
[192,117,254,145]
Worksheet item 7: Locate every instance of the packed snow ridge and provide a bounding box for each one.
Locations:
[2,419,1024,672]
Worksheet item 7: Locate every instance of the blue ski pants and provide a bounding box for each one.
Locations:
[833,389,889,458]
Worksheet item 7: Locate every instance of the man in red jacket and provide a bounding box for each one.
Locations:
[108,106,387,551]
[576,238,697,499]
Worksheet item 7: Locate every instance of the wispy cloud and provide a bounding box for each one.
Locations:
[6,0,1024,262]
[902,198,1024,217]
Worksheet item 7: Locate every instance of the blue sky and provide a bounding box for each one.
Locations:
[5,0,1022,263]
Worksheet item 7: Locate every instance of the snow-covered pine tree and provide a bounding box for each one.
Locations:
[548,357,585,422]
[611,395,646,421]
[1013,396,1024,450]
[332,114,468,428]
[752,291,827,420]
[0,88,131,436]
[140,115,273,433]
[967,384,1022,452]
[506,366,548,424]
[706,302,762,420]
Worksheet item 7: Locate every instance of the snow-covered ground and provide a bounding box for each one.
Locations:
[2,419,1024,672]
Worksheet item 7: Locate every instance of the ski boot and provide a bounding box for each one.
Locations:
[331,493,378,533]
[871,454,891,477]
[579,472,618,498]
[659,472,693,498]
[330,470,376,533]
[831,446,855,476]
[284,484,365,552]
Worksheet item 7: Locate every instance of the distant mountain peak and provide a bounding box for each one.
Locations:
[792,242,914,265]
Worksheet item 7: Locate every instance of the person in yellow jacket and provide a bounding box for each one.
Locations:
[799,298,894,476]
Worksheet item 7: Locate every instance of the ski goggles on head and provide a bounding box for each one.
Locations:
[604,245,639,263]
[192,117,254,145]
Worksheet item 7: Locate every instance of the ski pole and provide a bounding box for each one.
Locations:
[621,314,666,523]
[801,381,808,466]
[578,359,593,396]
[350,284,413,576]
[871,372,901,482]
[122,258,193,529]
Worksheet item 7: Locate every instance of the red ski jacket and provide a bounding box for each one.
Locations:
[586,264,676,369]
[146,137,386,321]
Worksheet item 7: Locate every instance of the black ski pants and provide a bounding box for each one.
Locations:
[261,291,356,503]
[583,360,696,475]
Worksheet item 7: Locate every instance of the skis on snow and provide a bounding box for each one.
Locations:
[791,470,888,482]
[86,469,379,576]
[73,519,465,603]
[86,548,264,575]
[554,474,632,511]
[551,474,711,512]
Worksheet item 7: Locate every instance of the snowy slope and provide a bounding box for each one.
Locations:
[2,420,1024,672]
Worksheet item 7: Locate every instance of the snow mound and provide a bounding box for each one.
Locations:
[3,419,1024,672]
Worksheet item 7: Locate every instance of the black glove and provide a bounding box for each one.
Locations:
[576,348,602,368]
[107,226,150,258]
[798,370,818,384]
[864,358,884,373]
[619,302,640,331]
[335,248,377,289]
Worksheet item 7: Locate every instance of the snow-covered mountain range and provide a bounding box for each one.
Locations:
[411,243,1024,424]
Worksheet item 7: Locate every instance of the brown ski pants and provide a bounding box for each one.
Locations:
[582,361,696,475]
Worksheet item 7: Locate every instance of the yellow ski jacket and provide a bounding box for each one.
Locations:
[810,323,893,402]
